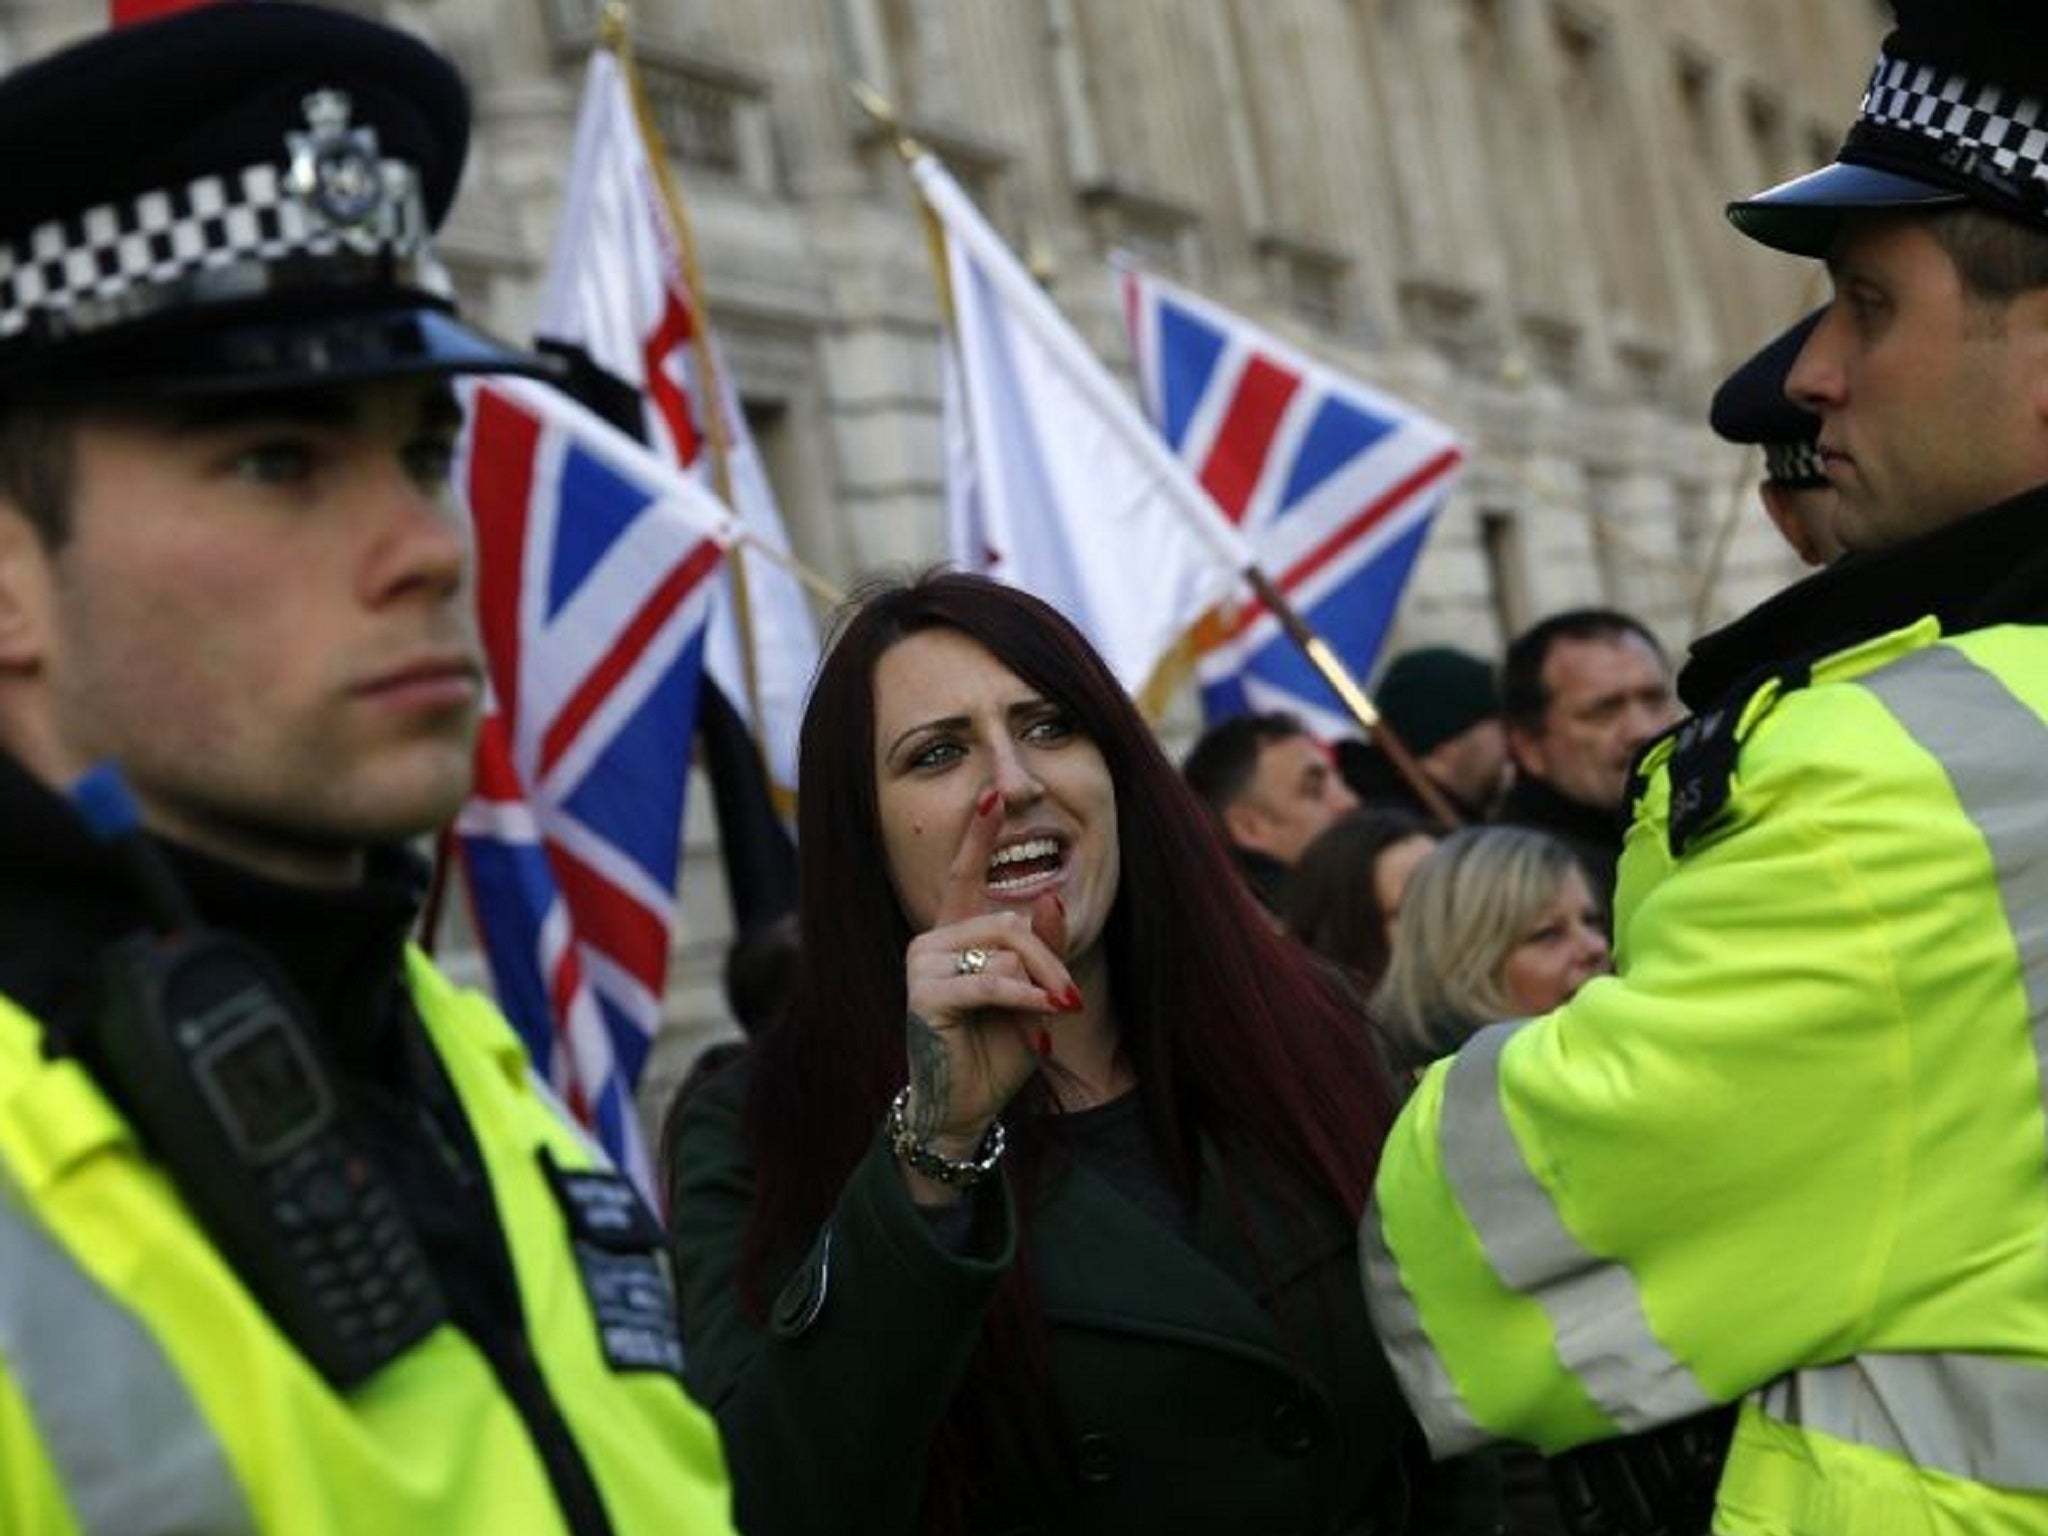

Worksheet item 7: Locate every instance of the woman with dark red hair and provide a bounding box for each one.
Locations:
[664,572,1414,1535]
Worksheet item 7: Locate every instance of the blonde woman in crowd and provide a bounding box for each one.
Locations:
[1373,825,1611,1084]
[1370,823,1612,1535]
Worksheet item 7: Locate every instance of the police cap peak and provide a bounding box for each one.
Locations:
[0,1,550,401]
[1709,310,1825,489]
[1728,0,2048,256]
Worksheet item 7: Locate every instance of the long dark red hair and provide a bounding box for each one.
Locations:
[732,571,1394,1525]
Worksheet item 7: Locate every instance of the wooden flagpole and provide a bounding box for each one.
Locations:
[600,4,765,732]
[604,2,850,825]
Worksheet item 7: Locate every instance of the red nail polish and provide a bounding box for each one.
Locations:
[976,788,1000,817]
[1035,1028,1053,1057]
[1060,986,1084,1012]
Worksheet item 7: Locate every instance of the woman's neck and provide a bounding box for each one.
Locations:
[1045,944,1132,1110]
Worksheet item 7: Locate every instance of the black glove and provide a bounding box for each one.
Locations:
[1546,1406,1738,1536]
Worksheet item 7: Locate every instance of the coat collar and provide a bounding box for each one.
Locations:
[1498,772,1624,854]
[1680,479,2048,710]
[0,747,425,1077]
[1026,1138,1351,1382]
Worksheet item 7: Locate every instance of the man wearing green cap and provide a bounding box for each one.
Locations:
[1338,646,1508,828]
[1362,3,2048,1531]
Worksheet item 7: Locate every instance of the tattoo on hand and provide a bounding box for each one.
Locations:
[904,1010,949,1141]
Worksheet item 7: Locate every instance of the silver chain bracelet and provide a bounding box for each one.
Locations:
[886,1085,1008,1189]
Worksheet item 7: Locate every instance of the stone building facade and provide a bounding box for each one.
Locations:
[0,0,1890,1104]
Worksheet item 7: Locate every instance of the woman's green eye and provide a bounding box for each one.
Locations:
[909,740,964,771]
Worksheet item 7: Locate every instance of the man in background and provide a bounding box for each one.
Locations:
[1183,711,1358,911]
[1495,609,1680,909]
[1339,645,1508,828]
[1710,309,1847,568]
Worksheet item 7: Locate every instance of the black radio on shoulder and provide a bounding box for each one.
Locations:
[69,764,446,1391]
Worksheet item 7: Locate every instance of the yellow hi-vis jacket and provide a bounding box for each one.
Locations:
[0,948,736,1536]
[1363,618,2048,1536]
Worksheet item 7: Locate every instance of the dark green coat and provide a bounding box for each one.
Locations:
[668,1068,1412,1535]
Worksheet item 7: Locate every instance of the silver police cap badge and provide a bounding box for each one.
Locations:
[284,89,424,253]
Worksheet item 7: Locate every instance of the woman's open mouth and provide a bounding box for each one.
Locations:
[986,834,1067,898]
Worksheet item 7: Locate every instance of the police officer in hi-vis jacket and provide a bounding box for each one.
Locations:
[0,6,733,1531]
[1364,2,2048,1532]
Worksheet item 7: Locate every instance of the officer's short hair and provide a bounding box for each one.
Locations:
[0,407,73,548]
[1501,610,1667,738]
[1182,711,1307,817]
[1924,207,2048,309]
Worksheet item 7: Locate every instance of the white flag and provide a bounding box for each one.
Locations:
[536,48,816,804]
[915,155,1252,697]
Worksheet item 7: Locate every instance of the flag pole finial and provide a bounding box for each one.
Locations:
[597,1,629,52]
[850,79,923,164]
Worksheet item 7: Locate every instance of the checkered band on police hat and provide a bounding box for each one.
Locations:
[0,157,442,346]
[1852,48,2048,212]
[1763,441,1828,489]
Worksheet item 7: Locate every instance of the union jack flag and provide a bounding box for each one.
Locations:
[453,375,733,1196]
[1120,263,1466,738]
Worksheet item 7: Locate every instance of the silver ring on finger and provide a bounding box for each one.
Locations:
[954,946,991,977]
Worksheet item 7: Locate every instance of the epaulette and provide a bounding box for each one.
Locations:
[1665,654,1816,857]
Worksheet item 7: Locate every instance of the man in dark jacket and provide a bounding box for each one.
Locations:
[1182,711,1358,911]
[1495,609,1680,911]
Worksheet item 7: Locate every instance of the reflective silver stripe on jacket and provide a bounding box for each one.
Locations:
[1859,645,2048,1131]
[1757,1353,2048,1491]
[1359,1199,1489,1454]
[1370,643,2048,1457]
[0,1175,255,1535]
[1436,1020,1718,1433]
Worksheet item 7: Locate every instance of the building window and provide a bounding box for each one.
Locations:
[1257,234,1352,333]
[1399,276,1487,372]
[1745,87,1786,180]
[1078,182,1203,281]
[538,2,775,192]
[1481,508,1532,639]
[639,63,743,175]
[539,0,597,46]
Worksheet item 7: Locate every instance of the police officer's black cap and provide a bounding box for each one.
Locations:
[1728,0,2048,256]
[0,1,555,402]
[1709,309,1826,489]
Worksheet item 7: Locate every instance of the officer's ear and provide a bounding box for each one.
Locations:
[2004,283,2048,425]
[0,502,55,671]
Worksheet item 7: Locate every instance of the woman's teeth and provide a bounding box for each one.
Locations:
[988,837,1061,891]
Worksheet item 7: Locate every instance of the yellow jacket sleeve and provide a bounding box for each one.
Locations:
[1365,639,2048,1457]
